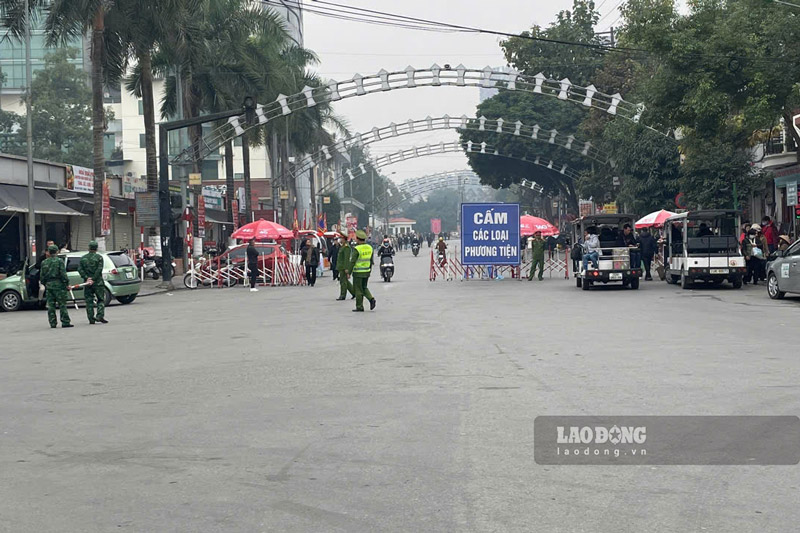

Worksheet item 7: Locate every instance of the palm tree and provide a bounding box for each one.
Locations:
[155,0,289,224]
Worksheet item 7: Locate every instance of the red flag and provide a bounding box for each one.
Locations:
[302,211,307,230]
[292,208,299,237]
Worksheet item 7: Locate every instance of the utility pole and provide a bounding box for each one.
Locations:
[370,168,375,229]
[24,0,35,261]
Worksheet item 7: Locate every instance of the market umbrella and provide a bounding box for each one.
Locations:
[231,219,294,240]
[520,215,559,237]
[635,209,678,229]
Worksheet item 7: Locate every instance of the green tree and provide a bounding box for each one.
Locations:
[6,49,94,166]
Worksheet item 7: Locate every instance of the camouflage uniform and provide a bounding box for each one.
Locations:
[79,246,105,323]
[40,246,71,328]
[527,235,546,281]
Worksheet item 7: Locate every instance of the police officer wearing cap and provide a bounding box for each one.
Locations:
[79,240,108,324]
[351,230,376,312]
[40,244,72,328]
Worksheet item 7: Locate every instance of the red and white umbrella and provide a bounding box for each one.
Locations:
[231,219,294,240]
[520,215,559,237]
[635,209,678,229]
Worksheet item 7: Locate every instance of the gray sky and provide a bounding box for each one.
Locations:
[304,0,629,185]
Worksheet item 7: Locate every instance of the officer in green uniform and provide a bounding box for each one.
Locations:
[335,231,355,301]
[40,244,72,328]
[527,231,546,281]
[352,230,376,312]
[79,240,108,324]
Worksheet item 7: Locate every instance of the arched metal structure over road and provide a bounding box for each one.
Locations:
[289,114,609,188]
[318,140,584,197]
[170,64,657,166]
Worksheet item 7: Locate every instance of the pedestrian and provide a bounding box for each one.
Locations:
[638,227,657,280]
[761,216,778,253]
[778,234,792,252]
[739,222,751,245]
[351,230,376,312]
[742,225,768,284]
[246,238,259,292]
[336,231,355,300]
[40,244,72,329]
[300,238,319,287]
[330,238,340,281]
[527,231,546,281]
[78,240,107,324]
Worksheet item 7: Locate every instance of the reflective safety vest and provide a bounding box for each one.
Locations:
[353,243,373,273]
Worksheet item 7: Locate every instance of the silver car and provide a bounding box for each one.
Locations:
[767,238,800,299]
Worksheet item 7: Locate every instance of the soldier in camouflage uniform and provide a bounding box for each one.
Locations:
[79,240,108,324]
[40,244,72,328]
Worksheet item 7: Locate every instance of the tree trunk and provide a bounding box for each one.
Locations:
[242,133,252,222]
[139,50,158,192]
[224,140,235,224]
[90,8,106,238]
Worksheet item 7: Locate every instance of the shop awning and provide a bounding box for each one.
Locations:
[0,184,86,216]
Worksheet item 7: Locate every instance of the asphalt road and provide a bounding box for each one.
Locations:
[1,244,799,532]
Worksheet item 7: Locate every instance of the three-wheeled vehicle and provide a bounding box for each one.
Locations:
[663,209,745,289]
[571,214,642,290]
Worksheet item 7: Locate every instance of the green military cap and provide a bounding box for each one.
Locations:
[355,230,367,240]
[47,244,59,253]
[88,240,98,250]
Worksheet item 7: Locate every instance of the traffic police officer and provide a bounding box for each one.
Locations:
[79,240,108,324]
[352,230,376,312]
[336,231,355,301]
[40,244,72,328]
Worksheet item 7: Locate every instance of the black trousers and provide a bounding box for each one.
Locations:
[642,255,653,278]
[249,266,258,288]
[305,264,317,286]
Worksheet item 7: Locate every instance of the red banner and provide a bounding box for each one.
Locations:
[232,200,239,229]
[101,181,111,236]
[430,218,441,234]
[197,196,206,238]
[346,216,358,238]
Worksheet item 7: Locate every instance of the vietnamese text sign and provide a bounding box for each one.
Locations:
[134,192,160,227]
[189,173,202,186]
[66,165,94,194]
[461,203,520,265]
[788,181,798,207]
[101,181,111,236]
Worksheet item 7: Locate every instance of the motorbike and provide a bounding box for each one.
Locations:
[380,254,395,282]
[437,250,447,267]
[411,242,420,257]
[153,256,177,279]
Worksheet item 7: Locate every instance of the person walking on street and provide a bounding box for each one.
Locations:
[246,239,259,292]
[301,238,320,287]
[40,244,72,328]
[78,240,107,323]
[352,230,376,312]
[638,227,657,280]
[527,231,546,281]
[330,238,340,281]
[336,232,355,300]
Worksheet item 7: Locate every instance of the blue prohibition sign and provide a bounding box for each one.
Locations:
[461,203,521,265]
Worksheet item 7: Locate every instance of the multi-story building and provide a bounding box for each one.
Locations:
[0,1,310,205]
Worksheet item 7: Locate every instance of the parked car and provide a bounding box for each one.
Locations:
[766,237,800,300]
[0,251,140,312]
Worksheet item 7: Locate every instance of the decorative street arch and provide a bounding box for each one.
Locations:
[170,64,658,166]
[289,115,609,187]
[318,140,585,197]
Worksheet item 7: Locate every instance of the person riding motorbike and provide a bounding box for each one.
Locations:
[436,236,447,266]
[377,237,395,258]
